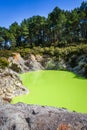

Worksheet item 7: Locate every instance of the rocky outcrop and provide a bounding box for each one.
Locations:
[25,54,87,77]
[70,55,87,76]
[9,53,44,72]
[8,53,29,73]
[0,103,87,130]
[25,54,44,71]
[44,58,67,70]
[25,54,67,71]
[8,53,87,77]
[0,68,29,103]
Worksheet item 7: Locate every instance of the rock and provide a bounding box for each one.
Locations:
[5,92,13,97]
[43,57,67,70]
[8,53,29,73]
[45,59,56,70]
[56,59,67,70]
[0,103,87,130]
[8,52,87,77]
[9,53,44,72]
[2,97,12,102]
[6,87,13,93]
[67,55,87,76]
[0,88,3,95]
[0,68,29,103]
[26,54,44,71]
[36,55,43,62]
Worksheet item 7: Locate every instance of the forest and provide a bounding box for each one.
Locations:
[0,1,87,49]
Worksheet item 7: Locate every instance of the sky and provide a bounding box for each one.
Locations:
[0,0,85,28]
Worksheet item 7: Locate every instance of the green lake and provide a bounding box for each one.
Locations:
[12,70,87,113]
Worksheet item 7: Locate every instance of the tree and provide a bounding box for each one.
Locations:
[21,19,29,47]
[9,22,22,47]
[79,1,87,41]
[9,33,16,49]
[0,27,10,49]
[48,7,67,46]
[0,36,5,49]
[26,15,47,46]
[0,1,87,50]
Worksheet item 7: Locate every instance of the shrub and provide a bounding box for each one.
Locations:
[45,59,56,70]
[43,47,50,54]
[0,58,9,69]
[0,50,14,58]
[49,46,55,56]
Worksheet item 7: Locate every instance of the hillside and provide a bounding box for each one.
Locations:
[0,44,87,77]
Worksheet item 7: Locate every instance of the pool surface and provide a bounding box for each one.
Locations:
[12,70,87,113]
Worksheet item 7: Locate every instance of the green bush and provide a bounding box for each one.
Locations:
[0,50,14,58]
[0,58,9,69]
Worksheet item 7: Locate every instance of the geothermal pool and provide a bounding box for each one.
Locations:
[12,70,87,113]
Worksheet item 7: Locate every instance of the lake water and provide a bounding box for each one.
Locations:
[12,70,87,113]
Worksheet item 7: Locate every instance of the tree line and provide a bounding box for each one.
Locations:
[0,1,87,49]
